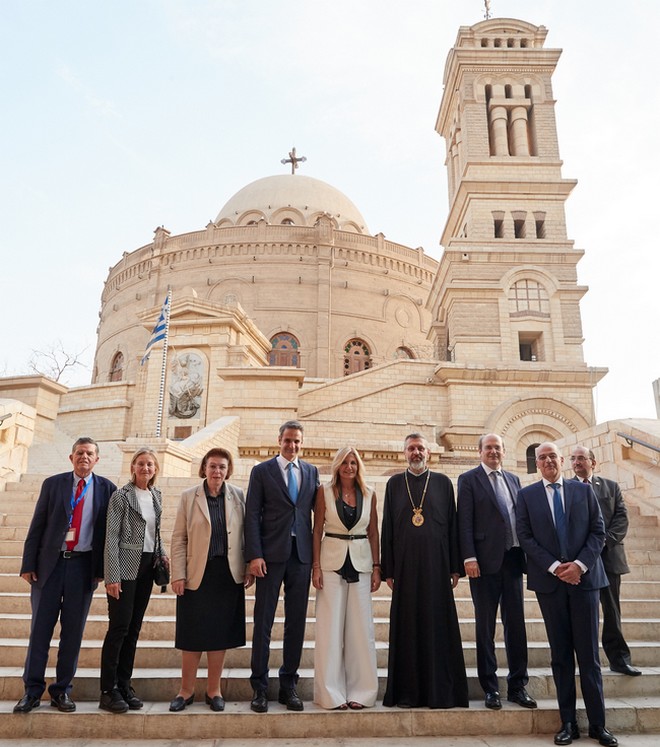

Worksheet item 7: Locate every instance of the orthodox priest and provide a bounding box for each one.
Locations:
[381,432,468,708]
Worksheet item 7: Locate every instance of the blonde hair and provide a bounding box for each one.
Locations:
[330,446,369,498]
[129,447,160,487]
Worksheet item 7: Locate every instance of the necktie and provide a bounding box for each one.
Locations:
[583,479,590,484]
[67,478,86,551]
[490,471,513,550]
[551,482,568,561]
[287,462,298,504]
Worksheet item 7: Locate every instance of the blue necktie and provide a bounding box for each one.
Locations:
[551,482,568,561]
[287,462,298,504]
[490,471,513,550]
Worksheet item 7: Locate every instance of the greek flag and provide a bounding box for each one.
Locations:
[140,295,169,365]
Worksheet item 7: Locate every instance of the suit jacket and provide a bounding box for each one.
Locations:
[573,475,630,575]
[20,471,116,590]
[104,481,164,584]
[457,465,523,575]
[516,479,608,594]
[171,481,247,588]
[244,456,319,565]
[319,483,375,573]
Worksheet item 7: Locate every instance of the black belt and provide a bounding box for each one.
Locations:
[324,532,367,541]
[60,550,91,559]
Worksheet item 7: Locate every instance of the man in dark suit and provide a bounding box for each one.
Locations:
[14,437,116,713]
[516,442,616,747]
[244,420,319,712]
[570,445,641,676]
[457,433,536,711]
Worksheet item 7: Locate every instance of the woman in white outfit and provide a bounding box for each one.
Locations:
[312,446,381,709]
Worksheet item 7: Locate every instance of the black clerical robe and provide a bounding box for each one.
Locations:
[381,470,468,708]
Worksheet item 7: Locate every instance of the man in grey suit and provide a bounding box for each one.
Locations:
[244,420,319,712]
[570,446,641,676]
[516,442,616,747]
[14,437,115,713]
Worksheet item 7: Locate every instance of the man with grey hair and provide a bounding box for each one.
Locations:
[244,420,319,713]
[570,445,640,676]
[14,438,115,714]
[517,442,616,747]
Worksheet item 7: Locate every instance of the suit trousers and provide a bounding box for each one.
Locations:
[100,552,154,692]
[469,547,528,694]
[601,571,631,667]
[536,584,606,727]
[23,552,94,697]
[250,538,310,691]
[314,571,378,708]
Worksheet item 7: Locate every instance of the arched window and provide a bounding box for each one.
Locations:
[109,352,124,382]
[269,333,300,367]
[526,443,540,474]
[509,279,549,316]
[281,218,295,225]
[344,339,371,375]
[394,346,414,359]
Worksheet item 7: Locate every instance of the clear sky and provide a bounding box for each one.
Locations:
[1,0,658,423]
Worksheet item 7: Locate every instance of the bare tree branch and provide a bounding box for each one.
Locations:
[28,341,89,384]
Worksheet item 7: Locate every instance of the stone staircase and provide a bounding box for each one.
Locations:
[1,472,659,740]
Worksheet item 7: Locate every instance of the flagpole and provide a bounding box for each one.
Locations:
[155,286,172,438]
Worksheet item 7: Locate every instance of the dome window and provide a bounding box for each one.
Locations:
[344,339,371,375]
[269,333,300,367]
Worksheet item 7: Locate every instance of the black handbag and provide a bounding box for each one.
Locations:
[153,533,169,591]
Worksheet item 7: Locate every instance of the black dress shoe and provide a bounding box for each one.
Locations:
[50,692,76,712]
[205,693,225,711]
[507,687,537,709]
[168,694,194,712]
[609,663,641,676]
[484,691,501,710]
[251,689,268,713]
[119,686,143,710]
[554,722,580,745]
[99,688,129,713]
[588,726,618,746]
[278,686,304,711]
[13,694,41,713]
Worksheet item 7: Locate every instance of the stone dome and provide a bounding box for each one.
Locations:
[215,174,369,233]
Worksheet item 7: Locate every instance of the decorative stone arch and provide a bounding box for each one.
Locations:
[501,266,558,297]
[474,72,547,104]
[271,207,306,226]
[338,220,363,234]
[109,350,125,382]
[269,332,301,367]
[205,277,254,309]
[485,396,591,469]
[235,210,266,226]
[382,293,426,333]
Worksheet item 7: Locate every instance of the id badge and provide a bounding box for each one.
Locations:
[66,528,77,543]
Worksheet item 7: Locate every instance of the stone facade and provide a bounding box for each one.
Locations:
[0,18,609,476]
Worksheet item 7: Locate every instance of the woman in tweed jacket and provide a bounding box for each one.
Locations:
[99,447,168,713]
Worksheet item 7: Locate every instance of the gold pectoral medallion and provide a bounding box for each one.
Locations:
[412,508,424,527]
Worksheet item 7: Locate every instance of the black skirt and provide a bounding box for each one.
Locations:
[175,555,245,651]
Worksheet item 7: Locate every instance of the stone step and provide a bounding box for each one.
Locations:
[3,613,659,644]
[0,697,657,740]
[1,635,658,670]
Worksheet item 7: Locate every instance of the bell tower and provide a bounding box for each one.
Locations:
[426,18,606,453]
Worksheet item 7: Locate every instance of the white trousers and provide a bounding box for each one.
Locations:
[313,570,378,708]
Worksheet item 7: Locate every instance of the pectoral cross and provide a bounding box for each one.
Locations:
[281,147,307,174]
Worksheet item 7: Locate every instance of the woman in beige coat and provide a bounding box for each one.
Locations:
[169,448,253,712]
[312,446,381,710]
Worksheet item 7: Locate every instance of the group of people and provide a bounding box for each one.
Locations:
[12,425,638,746]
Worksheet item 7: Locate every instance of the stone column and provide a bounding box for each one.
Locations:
[510,106,530,156]
[489,106,509,155]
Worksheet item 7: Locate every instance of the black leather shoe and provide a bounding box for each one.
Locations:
[119,686,143,710]
[168,694,194,712]
[507,687,537,709]
[205,693,225,711]
[609,663,641,676]
[50,692,76,712]
[13,694,41,713]
[99,688,129,713]
[484,691,501,710]
[251,689,268,713]
[554,722,580,745]
[588,726,618,746]
[278,686,304,711]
